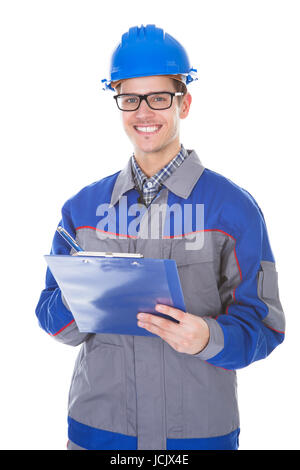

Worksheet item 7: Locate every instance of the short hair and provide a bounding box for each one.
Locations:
[114,77,187,105]
[171,79,187,104]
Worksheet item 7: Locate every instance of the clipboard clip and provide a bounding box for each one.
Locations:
[74,251,144,258]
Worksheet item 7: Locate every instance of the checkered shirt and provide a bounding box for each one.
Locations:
[131,144,188,207]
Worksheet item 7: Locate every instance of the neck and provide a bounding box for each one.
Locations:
[133,139,181,177]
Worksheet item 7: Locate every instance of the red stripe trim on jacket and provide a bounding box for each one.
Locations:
[51,319,75,336]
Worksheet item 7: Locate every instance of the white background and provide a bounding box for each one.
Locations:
[0,0,299,450]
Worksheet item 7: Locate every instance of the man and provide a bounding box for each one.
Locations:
[35,24,285,450]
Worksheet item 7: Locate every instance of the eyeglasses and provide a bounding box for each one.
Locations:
[113,91,184,111]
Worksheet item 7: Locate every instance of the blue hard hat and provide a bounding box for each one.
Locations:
[101,24,198,91]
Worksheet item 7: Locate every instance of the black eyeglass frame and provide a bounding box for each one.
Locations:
[113,91,184,111]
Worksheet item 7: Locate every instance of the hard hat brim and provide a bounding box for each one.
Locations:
[110,73,186,91]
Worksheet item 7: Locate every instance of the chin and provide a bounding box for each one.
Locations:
[136,144,165,155]
[133,137,174,155]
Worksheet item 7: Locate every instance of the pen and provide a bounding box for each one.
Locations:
[56,225,84,252]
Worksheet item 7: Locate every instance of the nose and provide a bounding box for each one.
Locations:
[135,97,155,117]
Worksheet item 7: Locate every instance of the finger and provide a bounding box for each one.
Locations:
[137,319,185,344]
[137,312,184,336]
[155,304,186,323]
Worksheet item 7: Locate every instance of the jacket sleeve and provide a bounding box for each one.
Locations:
[194,198,285,370]
[35,199,92,346]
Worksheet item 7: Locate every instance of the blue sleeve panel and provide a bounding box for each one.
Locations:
[205,183,285,370]
[35,173,120,343]
[35,199,89,344]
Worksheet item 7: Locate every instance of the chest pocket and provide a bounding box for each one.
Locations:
[170,239,222,316]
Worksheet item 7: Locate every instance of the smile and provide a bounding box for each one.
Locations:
[134,125,162,135]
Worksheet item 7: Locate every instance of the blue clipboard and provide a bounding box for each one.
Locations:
[44,253,186,336]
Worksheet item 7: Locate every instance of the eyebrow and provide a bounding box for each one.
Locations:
[117,90,176,95]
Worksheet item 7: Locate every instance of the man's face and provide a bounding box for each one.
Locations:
[117,76,191,157]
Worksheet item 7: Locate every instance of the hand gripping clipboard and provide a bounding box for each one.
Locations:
[44,252,186,336]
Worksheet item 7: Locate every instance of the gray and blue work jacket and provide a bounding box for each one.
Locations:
[35,149,285,450]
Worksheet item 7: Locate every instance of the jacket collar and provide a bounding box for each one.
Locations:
[109,149,205,207]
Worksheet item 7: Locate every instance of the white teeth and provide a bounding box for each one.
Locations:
[135,126,160,133]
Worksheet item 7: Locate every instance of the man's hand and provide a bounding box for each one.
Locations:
[137,304,210,355]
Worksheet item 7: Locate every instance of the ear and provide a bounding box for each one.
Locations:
[179,93,192,119]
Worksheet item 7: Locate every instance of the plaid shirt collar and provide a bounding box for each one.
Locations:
[131,144,188,206]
